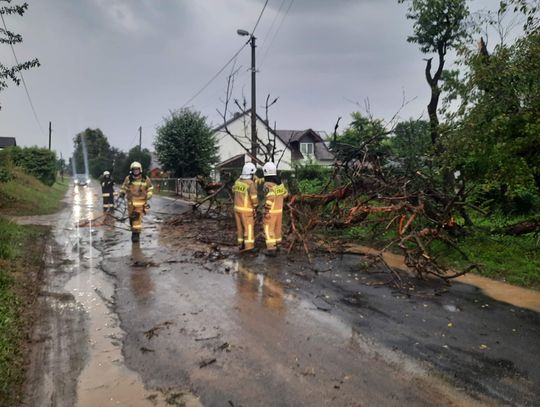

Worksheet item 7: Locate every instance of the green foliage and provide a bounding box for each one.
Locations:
[391,119,432,174]
[122,147,152,177]
[0,168,68,215]
[331,112,392,169]
[0,217,19,259]
[109,148,127,183]
[444,30,540,213]
[0,1,40,108]
[5,146,57,186]
[73,128,113,179]
[398,0,470,54]
[431,230,540,288]
[0,219,47,404]
[154,109,218,177]
[293,160,332,181]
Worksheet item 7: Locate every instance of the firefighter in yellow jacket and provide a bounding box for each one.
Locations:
[262,162,288,256]
[119,161,154,243]
[233,163,258,252]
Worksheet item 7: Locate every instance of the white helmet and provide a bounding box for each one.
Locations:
[130,161,142,171]
[240,162,257,179]
[103,171,110,177]
[263,162,277,176]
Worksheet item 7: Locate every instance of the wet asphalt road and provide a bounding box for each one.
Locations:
[20,184,540,406]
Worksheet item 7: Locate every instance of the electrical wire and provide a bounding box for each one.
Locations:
[180,40,250,109]
[260,0,287,50]
[251,0,270,36]
[1,13,45,136]
[260,0,294,68]
[180,0,271,109]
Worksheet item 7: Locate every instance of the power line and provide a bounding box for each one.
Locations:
[1,13,45,136]
[180,0,270,109]
[261,0,287,49]
[180,40,250,109]
[251,0,270,36]
[260,0,294,68]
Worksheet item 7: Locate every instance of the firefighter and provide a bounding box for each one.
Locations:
[101,171,115,213]
[262,162,288,256]
[119,162,154,243]
[233,162,258,252]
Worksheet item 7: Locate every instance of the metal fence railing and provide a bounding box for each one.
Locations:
[151,178,204,201]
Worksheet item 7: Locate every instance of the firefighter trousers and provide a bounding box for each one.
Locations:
[234,211,255,250]
[102,193,114,211]
[128,202,145,233]
[264,211,283,250]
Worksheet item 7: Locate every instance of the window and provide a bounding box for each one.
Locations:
[300,142,314,156]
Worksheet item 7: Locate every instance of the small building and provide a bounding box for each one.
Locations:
[149,152,167,178]
[212,112,333,179]
[0,137,16,150]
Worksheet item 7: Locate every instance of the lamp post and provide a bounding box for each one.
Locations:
[237,29,257,160]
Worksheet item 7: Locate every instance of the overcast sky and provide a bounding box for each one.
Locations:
[0,0,499,160]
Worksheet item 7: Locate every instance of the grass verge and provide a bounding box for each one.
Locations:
[0,217,48,405]
[343,219,540,289]
[0,169,69,216]
[0,170,68,404]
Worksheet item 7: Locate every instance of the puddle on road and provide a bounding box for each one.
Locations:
[344,243,540,313]
[64,185,201,407]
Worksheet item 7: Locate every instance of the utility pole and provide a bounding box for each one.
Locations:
[237,29,258,160]
[48,121,52,150]
[138,126,142,151]
[250,35,257,159]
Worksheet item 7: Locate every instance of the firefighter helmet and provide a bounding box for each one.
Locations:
[130,161,142,171]
[240,162,257,179]
[263,162,277,176]
[103,171,110,177]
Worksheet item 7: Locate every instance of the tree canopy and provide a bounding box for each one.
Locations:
[0,1,40,108]
[154,109,218,177]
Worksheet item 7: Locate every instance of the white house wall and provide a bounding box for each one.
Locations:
[214,116,293,171]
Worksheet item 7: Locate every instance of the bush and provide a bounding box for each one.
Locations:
[5,146,57,186]
[293,161,332,181]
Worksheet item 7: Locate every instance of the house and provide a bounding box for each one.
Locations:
[212,112,333,180]
[0,137,16,150]
[149,152,167,178]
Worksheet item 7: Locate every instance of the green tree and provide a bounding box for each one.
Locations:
[391,119,432,174]
[73,128,113,179]
[109,147,127,183]
[331,112,391,170]
[154,109,218,177]
[121,146,152,177]
[0,1,40,108]
[398,0,470,147]
[444,23,540,213]
[8,146,57,185]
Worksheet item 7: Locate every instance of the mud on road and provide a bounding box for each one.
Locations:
[20,186,540,407]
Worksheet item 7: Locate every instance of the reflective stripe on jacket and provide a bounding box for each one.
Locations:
[233,179,258,212]
[121,175,154,204]
[264,182,288,214]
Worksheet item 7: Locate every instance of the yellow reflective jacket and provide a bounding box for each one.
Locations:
[263,182,288,214]
[233,178,258,213]
[121,175,154,206]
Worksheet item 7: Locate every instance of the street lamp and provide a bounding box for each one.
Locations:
[237,28,257,159]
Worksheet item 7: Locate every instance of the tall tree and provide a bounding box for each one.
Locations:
[0,1,40,108]
[154,109,218,177]
[73,128,113,179]
[392,119,432,175]
[398,0,470,148]
[444,28,540,212]
[122,146,152,177]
